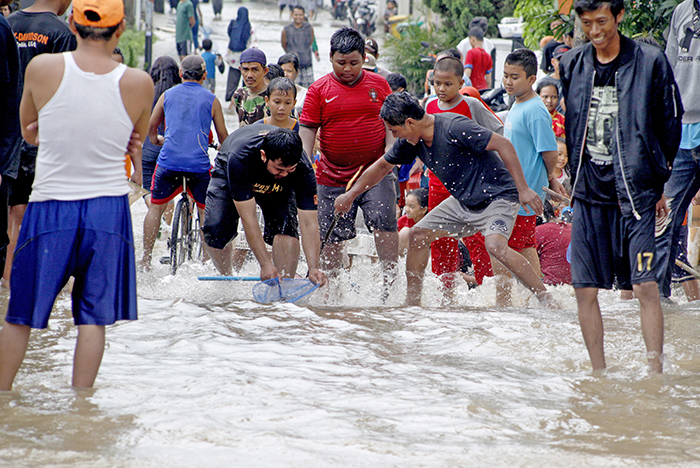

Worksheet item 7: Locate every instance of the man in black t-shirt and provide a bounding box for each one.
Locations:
[334,92,554,307]
[0,0,21,278]
[5,0,76,283]
[202,125,327,286]
[560,0,682,374]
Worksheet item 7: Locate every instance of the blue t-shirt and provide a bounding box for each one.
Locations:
[158,82,215,173]
[504,96,557,216]
[201,50,217,78]
[681,122,700,150]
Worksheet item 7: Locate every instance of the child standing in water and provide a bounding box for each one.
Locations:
[258,77,299,131]
[398,188,428,256]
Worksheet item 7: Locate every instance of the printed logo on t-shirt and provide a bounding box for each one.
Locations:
[368,88,378,102]
[489,218,508,233]
[325,96,339,103]
[585,86,618,166]
[252,182,284,195]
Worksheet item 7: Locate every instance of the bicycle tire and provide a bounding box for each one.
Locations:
[170,197,192,275]
[190,208,203,261]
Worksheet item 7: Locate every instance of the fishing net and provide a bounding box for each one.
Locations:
[252,278,319,304]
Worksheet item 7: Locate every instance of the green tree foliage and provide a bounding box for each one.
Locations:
[424,0,516,44]
[118,28,148,69]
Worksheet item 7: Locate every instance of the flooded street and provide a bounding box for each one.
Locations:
[3,1,700,467]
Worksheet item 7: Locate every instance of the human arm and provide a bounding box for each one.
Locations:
[486,133,543,216]
[148,94,165,146]
[311,28,320,61]
[299,124,319,163]
[298,209,328,285]
[334,157,396,213]
[211,97,229,146]
[234,198,278,280]
[465,67,472,78]
[120,69,154,187]
[281,28,288,51]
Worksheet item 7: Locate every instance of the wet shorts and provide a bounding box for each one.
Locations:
[416,196,518,240]
[317,172,397,244]
[9,153,35,206]
[202,171,301,249]
[150,165,210,208]
[176,41,191,57]
[570,199,657,290]
[507,215,537,251]
[5,196,138,329]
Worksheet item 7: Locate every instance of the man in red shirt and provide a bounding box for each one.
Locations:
[465,27,493,90]
[300,27,396,294]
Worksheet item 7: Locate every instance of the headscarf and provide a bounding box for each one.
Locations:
[227,7,251,52]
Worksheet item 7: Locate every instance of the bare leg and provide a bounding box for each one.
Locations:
[321,241,344,273]
[575,287,606,371]
[633,280,664,373]
[0,322,31,391]
[521,247,542,277]
[272,234,300,278]
[72,325,105,388]
[206,242,233,275]
[3,204,27,283]
[682,279,700,302]
[140,202,168,270]
[490,255,512,307]
[405,227,448,306]
[374,230,399,290]
[484,234,548,298]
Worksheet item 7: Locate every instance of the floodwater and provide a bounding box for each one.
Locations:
[4,1,700,467]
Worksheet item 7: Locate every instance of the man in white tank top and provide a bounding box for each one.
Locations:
[0,0,154,391]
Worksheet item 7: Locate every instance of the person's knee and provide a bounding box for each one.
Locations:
[484,235,508,258]
[633,280,660,300]
[408,227,431,248]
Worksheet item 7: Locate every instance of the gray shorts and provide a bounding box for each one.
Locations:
[318,172,397,243]
[416,196,518,240]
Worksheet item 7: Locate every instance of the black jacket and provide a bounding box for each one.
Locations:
[560,35,683,218]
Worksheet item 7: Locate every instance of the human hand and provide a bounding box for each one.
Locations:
[548,178,568,198]
[656,194,669,218]
[519,187,543,216]
[308,268,328,286]
[334,193,355,214]
[126,131,144,155]
[260,262,279,281]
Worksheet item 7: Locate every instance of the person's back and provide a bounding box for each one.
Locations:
[464,27,492,91]
[535,218,572,285]
[158,82,215,173]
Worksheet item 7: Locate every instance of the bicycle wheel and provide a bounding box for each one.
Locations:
[170,197,192,275]
[190,208,203,261]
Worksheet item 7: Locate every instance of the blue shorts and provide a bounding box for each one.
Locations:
[317,172,397,244]
[5,196,138,329]
[570,199,657,290]
[150,165,210,208]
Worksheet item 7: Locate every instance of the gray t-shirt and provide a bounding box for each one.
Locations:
[385,113,519,210]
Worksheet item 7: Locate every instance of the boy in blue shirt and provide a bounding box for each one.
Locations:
[200,38,223,93]
[499,49,563,305]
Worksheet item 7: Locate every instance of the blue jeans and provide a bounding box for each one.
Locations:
[655,148,700,297]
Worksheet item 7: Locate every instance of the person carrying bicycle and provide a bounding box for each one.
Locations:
[140,55,228,271]
[202,125,327,287]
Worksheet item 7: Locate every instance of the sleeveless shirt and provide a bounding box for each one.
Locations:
[31,52,132,202]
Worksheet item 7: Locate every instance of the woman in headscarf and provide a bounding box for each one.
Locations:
[225,6,255,104]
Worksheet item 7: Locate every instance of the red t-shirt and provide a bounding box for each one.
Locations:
[535,221,572,285]
[300,71,391,187]
[397,215,416,230]
[465,47,493,91]
[551,110,565,138]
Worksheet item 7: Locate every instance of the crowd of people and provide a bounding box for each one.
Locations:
[0,0,697,389]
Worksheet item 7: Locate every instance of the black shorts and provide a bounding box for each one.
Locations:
[9,146,37,207]
[202,170,300,249]
[570,199,657,290]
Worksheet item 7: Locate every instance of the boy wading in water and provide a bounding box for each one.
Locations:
[0,0,154,390]
[335,92,556,307]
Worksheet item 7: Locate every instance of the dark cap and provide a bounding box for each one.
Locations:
[180,55,206,79]
[553,45,571,59]
[240,48,267,65]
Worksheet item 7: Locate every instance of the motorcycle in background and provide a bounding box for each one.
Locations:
[350,0,378,37]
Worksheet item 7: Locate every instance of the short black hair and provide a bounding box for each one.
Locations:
[292,5,305,14]
[74,23,120,41]
[278,53,300,72]
[434,56,463,79]
[330,27,365,57]
[266,63,284,80]
[112,46,124,61]
[267,76,297,98]
[574,0,624,17]
[505,48,538,77]
[536,78,559,96]
[438,48,462,61]
[380,92,425,126]
[386,72,407,92]
[406,188,428,208]
[261,128,304,167]
[468,26,484,42]
[202,38,213,51]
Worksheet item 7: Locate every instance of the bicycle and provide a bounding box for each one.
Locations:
[161,176,204,275]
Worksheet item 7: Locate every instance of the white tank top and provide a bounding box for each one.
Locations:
[30,52,132,202]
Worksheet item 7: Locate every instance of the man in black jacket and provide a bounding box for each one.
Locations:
[559,0,683,374]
